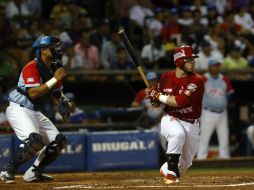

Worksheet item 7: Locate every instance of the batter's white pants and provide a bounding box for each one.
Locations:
[197,109,230,159]
[151,123,167,152]
[160,114,200,175]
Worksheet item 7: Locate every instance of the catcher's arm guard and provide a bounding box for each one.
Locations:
[55,92,72,122]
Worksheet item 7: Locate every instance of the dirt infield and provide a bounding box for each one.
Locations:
[0,168,253,190]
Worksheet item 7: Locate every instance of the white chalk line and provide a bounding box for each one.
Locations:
[53,182,254,189]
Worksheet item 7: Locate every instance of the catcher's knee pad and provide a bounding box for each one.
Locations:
[167,154,180,178]
[37,134,67,169]
[9,133,44,170]
[25,132,44,153]
[54,133,67,149]
[46,133,67,155]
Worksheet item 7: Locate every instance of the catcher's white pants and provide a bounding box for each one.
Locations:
[6,102,60,170]
[6,102,59,143]
[160,114,200,175]
[197,109,230,159]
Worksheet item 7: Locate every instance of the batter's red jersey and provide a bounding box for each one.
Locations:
[158,70,204,120]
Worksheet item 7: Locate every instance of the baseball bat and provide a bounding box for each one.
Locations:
[118,29,150,88]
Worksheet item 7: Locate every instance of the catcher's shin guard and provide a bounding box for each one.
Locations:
[167,154,180,178]
[35,134,67,170]
[4,133,44,173]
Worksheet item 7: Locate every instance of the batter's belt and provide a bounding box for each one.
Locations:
[180,118,200,124]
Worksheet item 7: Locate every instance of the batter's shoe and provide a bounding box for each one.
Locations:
[0,170,15,184]
[160,162,179,184]
[23,166,53,182]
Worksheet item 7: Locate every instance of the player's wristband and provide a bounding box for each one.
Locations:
[45,77,57,89]
[159,94,168,104]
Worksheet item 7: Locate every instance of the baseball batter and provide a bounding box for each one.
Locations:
[0,35,72,183]
[197,59,234,159]
[147,45,204,184]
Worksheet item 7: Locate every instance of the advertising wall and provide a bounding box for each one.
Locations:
[86,130,159,171]
[0,130,159,173]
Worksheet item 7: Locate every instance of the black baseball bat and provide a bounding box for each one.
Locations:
[118,29,150,88]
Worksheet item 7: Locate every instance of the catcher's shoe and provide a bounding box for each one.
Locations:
[0,170,15,184]
[23,166,53,182]
[160,162,179,184]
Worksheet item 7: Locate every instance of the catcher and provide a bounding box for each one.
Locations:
[0,35,72,183]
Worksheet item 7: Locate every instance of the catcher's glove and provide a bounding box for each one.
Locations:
[56,97,72,121]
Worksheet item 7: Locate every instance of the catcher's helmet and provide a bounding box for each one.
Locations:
[174,45,198,68]
[32,35,63,60]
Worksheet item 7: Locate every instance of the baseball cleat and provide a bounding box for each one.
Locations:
[160,162,179,184]
[0,171,15,184]
[163,175,180,184]
[23,166,53,182]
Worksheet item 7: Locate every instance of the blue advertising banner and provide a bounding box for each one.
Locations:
[13,132,86,173]
[86,130,159,171]
[0,135,13,170]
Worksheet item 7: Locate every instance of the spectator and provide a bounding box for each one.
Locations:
[204,24,225,53]
[190,0,208,16]
[129,0,154,28]
[111,46,134,70]
[90,18,111,51]
[140,35,166,69]
[50,0,73,29]
[197,59,234,159]
[222,42,248,70]
[160,8,181,45]
[74,30,100,70]
[59,19,82,45]
[206,0,227,15]
[5,0,30,19]
[147,7,164,38]
[62,43,83,71]
[205,3,223,27]
[23,0,41,17]
[234,3,254,35]
[101,31,124,69]
[195,40,224,71]
[219,11,243,37]
[188,10,208,45]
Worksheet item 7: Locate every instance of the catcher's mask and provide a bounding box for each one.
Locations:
[32,34,64,60]
[174,45,198,68]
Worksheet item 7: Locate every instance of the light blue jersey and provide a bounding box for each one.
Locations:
[202,73,234,111]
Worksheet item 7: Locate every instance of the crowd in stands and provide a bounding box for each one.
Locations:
[1,0,254,103]
[1,0,254,156]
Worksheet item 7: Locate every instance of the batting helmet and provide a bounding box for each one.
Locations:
[32,35,63,60]
[174,45,198,68]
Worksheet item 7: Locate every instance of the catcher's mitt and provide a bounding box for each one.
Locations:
[56,97,72,121]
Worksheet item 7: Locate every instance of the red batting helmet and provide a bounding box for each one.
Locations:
[174,45,199,68]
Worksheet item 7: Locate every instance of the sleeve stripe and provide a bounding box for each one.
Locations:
[25,83,40,87]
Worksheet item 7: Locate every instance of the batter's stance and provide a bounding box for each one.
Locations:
[147,45,204,184]
[0,35,72,183]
